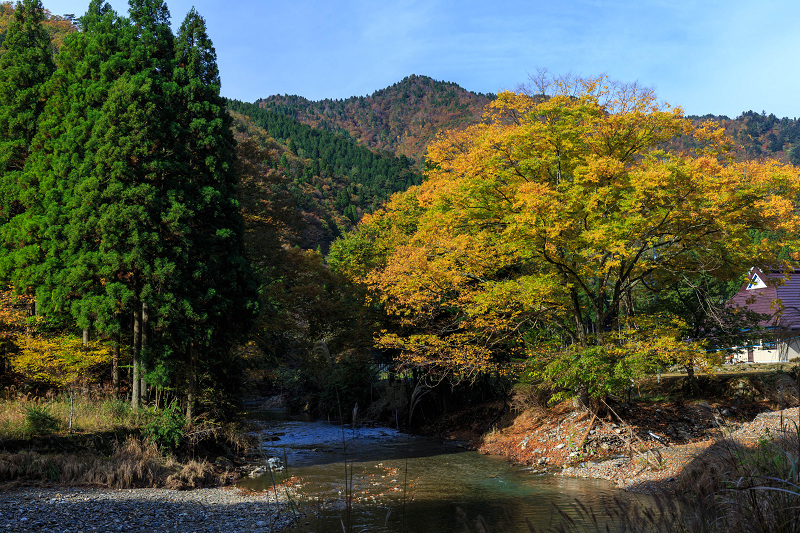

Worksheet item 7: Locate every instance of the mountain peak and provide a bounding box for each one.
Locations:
[256,76,494,162]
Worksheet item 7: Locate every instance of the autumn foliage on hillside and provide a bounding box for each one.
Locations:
[709,110,800,164]
[257,74,494,164]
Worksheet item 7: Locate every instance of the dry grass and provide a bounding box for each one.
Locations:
[0,394,239,489]
[0,436,222,489]
[0,394,135,439]
[0,397,26,437]
[510,382,552,416]
[165,459,218,490]
[677,424,800,533]
[185,420,255,455]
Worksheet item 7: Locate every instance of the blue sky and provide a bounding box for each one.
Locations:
[40,0,800,118]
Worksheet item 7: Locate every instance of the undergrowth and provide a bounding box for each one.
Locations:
[0,436,221,489]
[0,395,137,439]
[0,394,250,489]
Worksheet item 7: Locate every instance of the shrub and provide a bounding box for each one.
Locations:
[141,401,185,451]
[22,404,59,435]
[510,382,552,414]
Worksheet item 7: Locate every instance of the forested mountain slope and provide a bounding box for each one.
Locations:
[690,111,800,164]
[0,1,75,52]
[228,101,421,250]
[254,75,800,175]
[235,80,800,253]
[256,74,494,164]
[229,110,353,251]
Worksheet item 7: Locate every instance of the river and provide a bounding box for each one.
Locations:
[237,411,654,532]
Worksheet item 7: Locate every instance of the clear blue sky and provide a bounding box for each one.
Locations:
[40,0,800,119]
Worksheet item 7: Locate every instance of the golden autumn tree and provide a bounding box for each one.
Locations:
[0,285,32,374]
[330,76,800,400]
[1,285,114,390]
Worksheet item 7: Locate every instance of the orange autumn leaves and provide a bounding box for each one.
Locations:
[331,77,800,383]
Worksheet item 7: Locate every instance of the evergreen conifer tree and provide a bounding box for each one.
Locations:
[0,0,255,415]
[0,0,53,223]
[172,8,256,419]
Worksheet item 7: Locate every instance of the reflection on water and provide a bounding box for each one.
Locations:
[238,411,650,532]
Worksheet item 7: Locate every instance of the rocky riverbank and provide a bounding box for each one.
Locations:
[479,400,800,493]
[0,485,297,532]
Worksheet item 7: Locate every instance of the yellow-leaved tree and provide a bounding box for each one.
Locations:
[2,286,114,390]
[329,76,800,402]
[10,335,114,390]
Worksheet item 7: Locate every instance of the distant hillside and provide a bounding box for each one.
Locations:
[232,76,800,254]
[227,105,422,252]
[255,76,800,169]
[689,111,800,165]
[0,2,77,53]
[256,74,494,164]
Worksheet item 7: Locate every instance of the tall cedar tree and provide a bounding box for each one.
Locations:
[6,1,125,324]
[111,0,176,408]
[171,8,256,419]
[0,0,53,223]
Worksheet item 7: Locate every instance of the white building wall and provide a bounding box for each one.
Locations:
[730,331,800,363]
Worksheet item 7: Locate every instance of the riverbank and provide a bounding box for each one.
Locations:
[0,485,297,532]
[559,407,800,492]
[478,399,800,493]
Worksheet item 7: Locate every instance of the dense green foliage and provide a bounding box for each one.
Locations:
[0,0,53,223]
[228,99,422,220]
[0,0,256,419]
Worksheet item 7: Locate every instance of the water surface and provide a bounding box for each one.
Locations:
[239,411,649,532]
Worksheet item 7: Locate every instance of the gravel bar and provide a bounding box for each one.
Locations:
[0,486,297,532]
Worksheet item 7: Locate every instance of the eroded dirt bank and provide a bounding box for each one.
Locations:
[418,371,800,493]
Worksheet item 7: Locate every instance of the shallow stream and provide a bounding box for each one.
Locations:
[238,411,649,532]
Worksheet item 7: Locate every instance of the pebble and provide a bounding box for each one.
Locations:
[0,486,297,532]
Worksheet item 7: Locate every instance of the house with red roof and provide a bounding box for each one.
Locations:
[727,267,800,363]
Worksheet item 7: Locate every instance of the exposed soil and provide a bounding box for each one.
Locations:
[416,370,800,493]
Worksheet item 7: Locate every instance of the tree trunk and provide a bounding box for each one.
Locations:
[82,327,89,345]
[569,287,587,346]
[131,301,141,409]
[112,332,120,399]
[140,301,149,404]
[574,385,590,411]
[186,342,197,425]
[685,365,699,396]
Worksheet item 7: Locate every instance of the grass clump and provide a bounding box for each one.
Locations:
[677,423,800,533]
